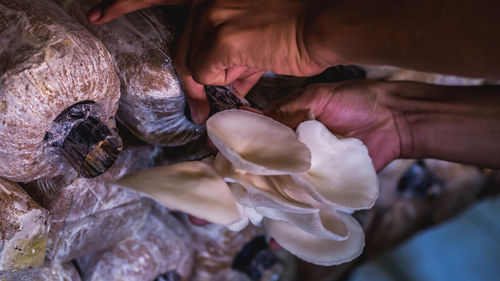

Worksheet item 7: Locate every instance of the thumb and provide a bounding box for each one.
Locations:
[263,94,314,130]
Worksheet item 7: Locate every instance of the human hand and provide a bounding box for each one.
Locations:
[264,80,406,172]
[175,0,334,124]
[87,0,186,24]
[87,0,335,124]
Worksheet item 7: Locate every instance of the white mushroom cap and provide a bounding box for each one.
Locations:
[207,110,311,175]
[117,161,243,226]
[293,121,379,211]
[118,113,378,266]
[264,212,365,266]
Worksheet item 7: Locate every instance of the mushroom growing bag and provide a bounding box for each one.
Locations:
[56,0,250,147]
[77,205,194,281]
[56,0,204,146]
[0,177,50,273]
[23,147,159,263]
[0,262,81,281]
[0,0,121,182]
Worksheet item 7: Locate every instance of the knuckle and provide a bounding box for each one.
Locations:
[190,71,205,84]
[190,65,215,85]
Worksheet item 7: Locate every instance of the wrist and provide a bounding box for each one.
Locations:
[378,82,417,160]
[379,81,500,166]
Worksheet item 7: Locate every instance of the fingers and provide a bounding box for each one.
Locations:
[88,0,211,124]
[88,0,153,24]
[175,1,263,122]
[264,83,339,129]
[175,1,210,124]
[182,75,210,124]
[231,69,265,95]
[264,93,315,129]
[188,37,259,88]
[186,4,262,87]
[238,106,264,115]
[186,4,236,85]
[88,0,186,24]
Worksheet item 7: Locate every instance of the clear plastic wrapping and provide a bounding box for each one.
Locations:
[0,262,81,281]
[0,0,120,182]
[23,146,160,263]
[56,0,204,146]
[0,177,50,272]
[183,216,264,281]
[77,204,194,281]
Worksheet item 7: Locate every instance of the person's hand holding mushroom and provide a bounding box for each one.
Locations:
[88,0,500,126]
[119,109,380,265]
[265,80,404,172]
[267,80,500,171]
[88,0,335,124]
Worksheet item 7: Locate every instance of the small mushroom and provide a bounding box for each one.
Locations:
[118,161,243,226]
[207,110,311,175]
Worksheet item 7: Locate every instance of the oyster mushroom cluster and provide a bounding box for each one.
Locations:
[120,109,379,266]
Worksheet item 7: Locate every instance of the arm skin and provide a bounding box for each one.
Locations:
[305,0,500,79]
[88,0,500,170]
[266,81,500,171]
[384,82,500,169]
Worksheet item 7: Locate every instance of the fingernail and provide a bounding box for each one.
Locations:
[88,9,102,23]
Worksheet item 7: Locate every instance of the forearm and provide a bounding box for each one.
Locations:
[382,81,500,169]
[305,0,500,79]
